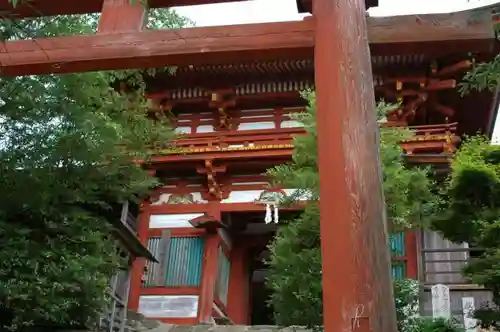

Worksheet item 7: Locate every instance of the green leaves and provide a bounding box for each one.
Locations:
[0,70,161,330]
[265,93,437,326]
[459,54,500,95]
[0,8,188,331]
[431,137,500,328]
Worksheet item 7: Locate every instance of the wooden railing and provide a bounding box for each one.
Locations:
[410,122,457,136]
[159,128,302,154]
[396,122,459,155]
[420,247,483,286]
[153,122,460,158]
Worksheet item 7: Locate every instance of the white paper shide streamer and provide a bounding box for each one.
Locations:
[265,204,272,224]
[264,203,279,224]
[258,191,282,224]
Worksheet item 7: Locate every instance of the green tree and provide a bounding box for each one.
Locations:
[430,16,500,329]
[0,10,188,331]
[266,91,436,327]
[459,15,500,95]
[431,136,500,330]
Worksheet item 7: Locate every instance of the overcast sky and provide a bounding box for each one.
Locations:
[173,0,500,143]
[174,0,499,25]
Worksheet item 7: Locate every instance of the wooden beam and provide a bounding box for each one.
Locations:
[0,9,494,76]
[98,0,147,33]
[0,21,315,76]
[0,0,248,19]
[314,1,397,332]
[296,0,378,14]
[367,11,493,44]
[198,203,221,323]
[368,10,495,55]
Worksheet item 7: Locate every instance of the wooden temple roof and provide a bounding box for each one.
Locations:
[144,40,499,137]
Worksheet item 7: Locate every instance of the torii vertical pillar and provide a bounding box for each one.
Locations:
[313,0,398,332]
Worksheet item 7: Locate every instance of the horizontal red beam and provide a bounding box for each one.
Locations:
[0,20,314,75]
[147,202,304,214]
[148,148,294,163]
[0,0,247,18]
[140,286,199,295]
[0,10,494,76]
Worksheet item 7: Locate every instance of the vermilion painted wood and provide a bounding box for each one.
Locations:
[149,317,198,325]
[313,0,397,331]
[147,149,294,163]
[0,11,493,76]
[0,21,314,76]
[128,202,151,311]
[140,286,200,295]
[98,0,146,33]
[198,202,222,323]
[227,245,251,324]
[405,232,419,279]
[147,202,305,215]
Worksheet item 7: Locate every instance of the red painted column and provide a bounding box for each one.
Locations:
[227,244,250,324]
[128,203,150,310]
[98,0,146,33]
[405,232,418,279]
[313,0,397,332]
[198,202,221,323]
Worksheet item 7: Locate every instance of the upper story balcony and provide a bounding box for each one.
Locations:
[149,105,460,166]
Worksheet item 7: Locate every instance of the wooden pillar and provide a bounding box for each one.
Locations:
[405,232,418,279]
[98,0,147,33]
[198,202,221,323]
[227,244,250,324]
[313,0,397,332]
[128,203,150,310]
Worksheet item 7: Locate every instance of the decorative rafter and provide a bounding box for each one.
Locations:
[377,58,474,124]
[196,160,227,199]
[209,91,235,130]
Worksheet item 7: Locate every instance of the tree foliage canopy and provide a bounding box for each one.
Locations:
[459,14,500,96]
[0,9,188,331]
[431,137,500,329]
[266,91,436,327]
[431,18,500,328]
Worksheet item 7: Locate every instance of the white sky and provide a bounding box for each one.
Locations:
[173,0,500,143]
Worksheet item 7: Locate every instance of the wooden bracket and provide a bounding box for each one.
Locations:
[209,91,236,130]
[197,160,227,199]
[379,62,459,122]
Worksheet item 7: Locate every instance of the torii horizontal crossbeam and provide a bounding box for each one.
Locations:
[0,11,494,76]
[0,21,314,75]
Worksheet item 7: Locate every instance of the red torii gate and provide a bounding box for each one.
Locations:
[0,0,494,331]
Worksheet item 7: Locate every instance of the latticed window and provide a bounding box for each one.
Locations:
[145,234,204,287]
[390,232,406,280]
